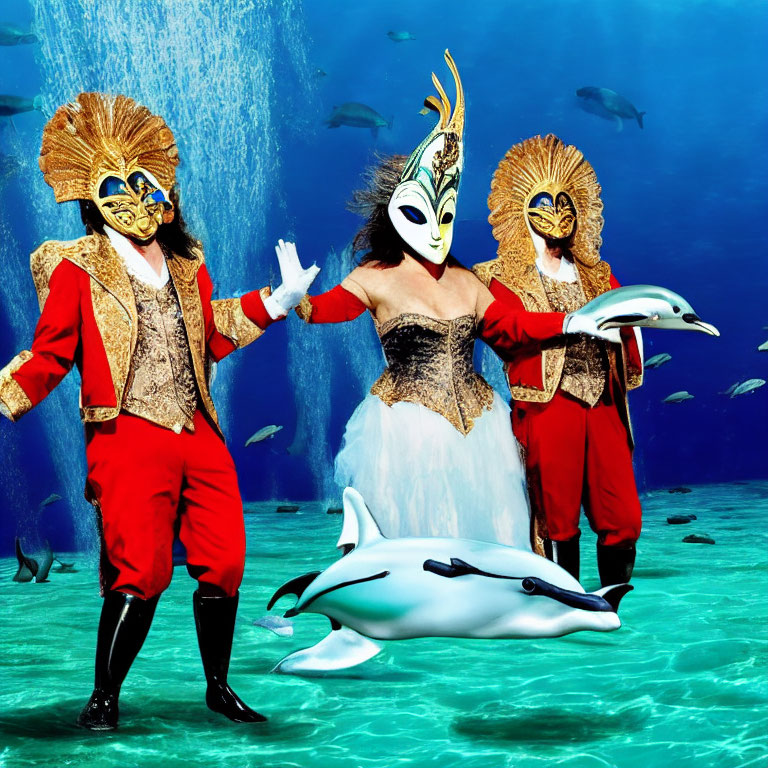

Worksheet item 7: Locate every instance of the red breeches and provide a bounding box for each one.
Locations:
[512,391,642,547]
[85,411,246,599]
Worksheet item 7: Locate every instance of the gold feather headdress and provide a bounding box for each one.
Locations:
[39,92,179,203]
[488,134,603,272]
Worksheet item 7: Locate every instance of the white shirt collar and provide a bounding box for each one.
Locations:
[535,253,577,283]
[104,226,169,290]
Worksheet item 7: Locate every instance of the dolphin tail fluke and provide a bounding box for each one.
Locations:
[35,540,54,582]
[594,583,633,612]
[271,626,382,676]
[636,111,646,129]
[13,537,38,583]
[267,570,321,611]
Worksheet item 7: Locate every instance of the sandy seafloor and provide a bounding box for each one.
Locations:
[1,482,766,768]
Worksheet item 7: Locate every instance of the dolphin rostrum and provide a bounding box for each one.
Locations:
[570,285,719,336]
[267,488,632,675]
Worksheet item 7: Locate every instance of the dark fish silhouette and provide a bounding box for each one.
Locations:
[576,86,645,131]
[325,102,392,138]
[0,94,43,117]
[387,30,415,42]
[0,23,38,46]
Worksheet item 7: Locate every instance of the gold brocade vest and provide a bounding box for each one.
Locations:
[122,274,199,433]
[370,313,493,435]
[539,273,609,407]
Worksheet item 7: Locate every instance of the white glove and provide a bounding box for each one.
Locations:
[263,239,321,320]
[563,313,622,344]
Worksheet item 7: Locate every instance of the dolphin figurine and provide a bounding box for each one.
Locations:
[267,488,632,675]
[570,285,719,336]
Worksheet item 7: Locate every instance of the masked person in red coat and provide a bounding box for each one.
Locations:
[0,93,318,730]
[474,134,644,588]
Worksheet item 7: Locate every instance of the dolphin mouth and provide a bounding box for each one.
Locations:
[521,577,629,612]
[682,313,720,336]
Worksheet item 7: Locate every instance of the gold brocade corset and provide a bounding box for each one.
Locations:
[370,313,494,435]
[540,273,609,407]
[122,275,199,433]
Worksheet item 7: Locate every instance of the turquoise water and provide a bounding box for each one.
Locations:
[1,482,767,767]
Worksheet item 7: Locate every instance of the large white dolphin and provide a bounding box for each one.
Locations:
[572,285,719,336]
[268,489,632,675]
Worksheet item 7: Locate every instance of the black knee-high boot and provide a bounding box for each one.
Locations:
[77,591,159,730]
[596,543,636,586]
[193,590,266,723]
[543,533,581,582]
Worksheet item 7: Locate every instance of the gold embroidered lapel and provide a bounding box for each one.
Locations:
[167,252,218,425]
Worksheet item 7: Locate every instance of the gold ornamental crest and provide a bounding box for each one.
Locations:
[39,92,179,203]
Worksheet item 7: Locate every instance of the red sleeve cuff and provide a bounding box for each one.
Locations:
[240,288,276,329]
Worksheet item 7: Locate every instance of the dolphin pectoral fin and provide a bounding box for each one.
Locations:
[521,577,615,612]
[613,115,623,133]
[34,540,54,582]
[594,584,633,612]
[271,626,382,676]
[267,571,321,611]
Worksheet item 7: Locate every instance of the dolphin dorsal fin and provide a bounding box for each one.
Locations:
[336,487,384,551]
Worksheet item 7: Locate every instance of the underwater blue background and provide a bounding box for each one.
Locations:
[0,0,766,556]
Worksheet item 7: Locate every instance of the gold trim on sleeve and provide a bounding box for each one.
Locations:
[0,351,34,421]
[294,294,314,322]
[211,286,271,348]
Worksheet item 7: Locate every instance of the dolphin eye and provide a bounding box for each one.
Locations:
[441,212,454,224]
[399,205,427,224]
[672,305,680,314]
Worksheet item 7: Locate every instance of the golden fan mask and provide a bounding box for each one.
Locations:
[39,92,179,241]
[488,134,604,268]
[526,185,578,242]
[387,50,464,265]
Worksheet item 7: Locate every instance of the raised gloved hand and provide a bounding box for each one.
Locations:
[563,313,622,344]
[263,239,321,320]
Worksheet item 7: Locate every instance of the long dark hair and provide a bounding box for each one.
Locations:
[347,154,413,266]
[79,186,199,260]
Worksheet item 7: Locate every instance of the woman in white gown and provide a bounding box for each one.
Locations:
[281,53,608,549]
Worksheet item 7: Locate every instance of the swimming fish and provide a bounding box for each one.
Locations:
[325,103,392,138]
[40,493,62,508]
[576,86,645,132]
[0,23,37,45]
[245,424,284,446]
[645,353,672,369]
[268,488,631,675]
[719,382,741,396]
[663,391,694,403]
[0,94,43,117]
[730,379,765,397]
[387,30,416,42]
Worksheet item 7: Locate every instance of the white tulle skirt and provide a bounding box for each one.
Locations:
[334,392,531,549]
